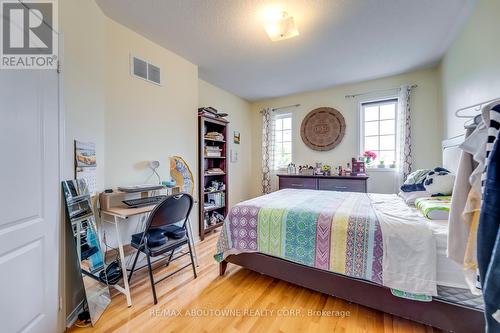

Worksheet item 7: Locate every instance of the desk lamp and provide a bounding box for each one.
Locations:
[149,160,161,184]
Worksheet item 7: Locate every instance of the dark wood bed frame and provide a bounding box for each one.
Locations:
[219,253,484,333]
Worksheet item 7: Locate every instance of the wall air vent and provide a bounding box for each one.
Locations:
[131,55,162,85]
[147,64,161,85]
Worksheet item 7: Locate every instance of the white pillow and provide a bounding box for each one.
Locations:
[424,171,455,196]
[398,191,429,205]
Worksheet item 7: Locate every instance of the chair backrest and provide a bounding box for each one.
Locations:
[145,193,193,230]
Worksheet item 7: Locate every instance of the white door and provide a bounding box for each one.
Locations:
[0,68,60,332]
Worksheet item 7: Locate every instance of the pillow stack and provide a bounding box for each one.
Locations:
[399,167,456,220]
[400,167,455,195]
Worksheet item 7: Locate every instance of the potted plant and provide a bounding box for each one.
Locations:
[389,160,396,169]
[363,151,377,166]
[378,160,386,168]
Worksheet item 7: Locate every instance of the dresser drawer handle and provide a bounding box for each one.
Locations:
[291,183,304,187]
[334,186,348,189]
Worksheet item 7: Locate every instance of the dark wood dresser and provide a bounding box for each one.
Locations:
[277,174,369,193]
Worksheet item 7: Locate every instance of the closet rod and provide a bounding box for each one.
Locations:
[345,84,417,99]
[454,97,500,118]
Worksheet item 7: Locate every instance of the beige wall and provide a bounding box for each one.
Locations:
[61,1,254,323]
[104,20,198,189]
[250,67,443,196]
[440,0,500,138]
[102,15,199,250]
[87,25,202,324]
[61,0,197,324]
[61,0,106,190]
[60,0,107,321]
[198,80,254,206]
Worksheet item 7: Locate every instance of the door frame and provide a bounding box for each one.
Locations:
[57,32,66,333]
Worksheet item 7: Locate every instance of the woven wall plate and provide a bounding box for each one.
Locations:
[300,107,346,151]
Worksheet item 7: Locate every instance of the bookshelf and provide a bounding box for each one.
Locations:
[198,115,229,240]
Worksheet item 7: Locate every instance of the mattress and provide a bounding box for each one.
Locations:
[216,189,440,296]
[427,219,469,289]
[385,200,482,308]
[406,201,468,289]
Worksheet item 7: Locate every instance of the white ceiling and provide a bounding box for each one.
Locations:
[96,0,475,102]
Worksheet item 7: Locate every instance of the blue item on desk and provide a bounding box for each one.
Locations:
[161,179,176,187]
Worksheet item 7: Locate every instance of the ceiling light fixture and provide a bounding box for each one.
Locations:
[264,10,299,42]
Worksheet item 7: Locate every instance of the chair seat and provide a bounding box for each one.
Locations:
[162,225,186,239]
[131,234,188,257]
[131,228,168,248]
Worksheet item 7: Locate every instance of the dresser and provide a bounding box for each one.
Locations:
[277,174,369,193]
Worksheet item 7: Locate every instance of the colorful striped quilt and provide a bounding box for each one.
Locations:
[215,189,383,285]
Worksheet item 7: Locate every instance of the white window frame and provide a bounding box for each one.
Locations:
[359,98,398,169]
[273,112,293,171]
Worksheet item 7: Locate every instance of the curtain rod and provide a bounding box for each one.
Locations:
[273,103,300,111]
[260,104,301,113]
[345,84,417,99]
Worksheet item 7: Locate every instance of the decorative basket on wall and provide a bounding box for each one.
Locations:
[300,107,346,151]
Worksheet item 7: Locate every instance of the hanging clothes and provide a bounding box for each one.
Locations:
[448,127,476,264]
[481,104,500,194]
[462,123,488,193]
[448,103,489,265]
[448,102,499,292]
[478,104,500,332]
[462,187,481,293]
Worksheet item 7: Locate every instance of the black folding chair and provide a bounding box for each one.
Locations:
[128,193,197,304]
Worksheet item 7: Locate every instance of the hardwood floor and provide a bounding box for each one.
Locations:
[69,232,443,333]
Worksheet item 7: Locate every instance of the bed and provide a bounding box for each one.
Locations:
[216,141,484,333]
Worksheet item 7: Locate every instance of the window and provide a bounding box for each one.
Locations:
[360,99,398,166]
[273,113,292,169]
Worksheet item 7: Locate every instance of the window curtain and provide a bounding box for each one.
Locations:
[397,85,413,185]
[261,108,276,194]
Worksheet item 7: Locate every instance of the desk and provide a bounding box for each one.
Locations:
[99,187,198,307]
[100,205,155,307]
[102,204,156,219]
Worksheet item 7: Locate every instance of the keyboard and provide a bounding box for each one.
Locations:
[122,195,166,208]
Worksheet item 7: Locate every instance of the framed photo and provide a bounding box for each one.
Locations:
[75,141,96,167]
[233,131,240,144]
[74,140,97,195]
